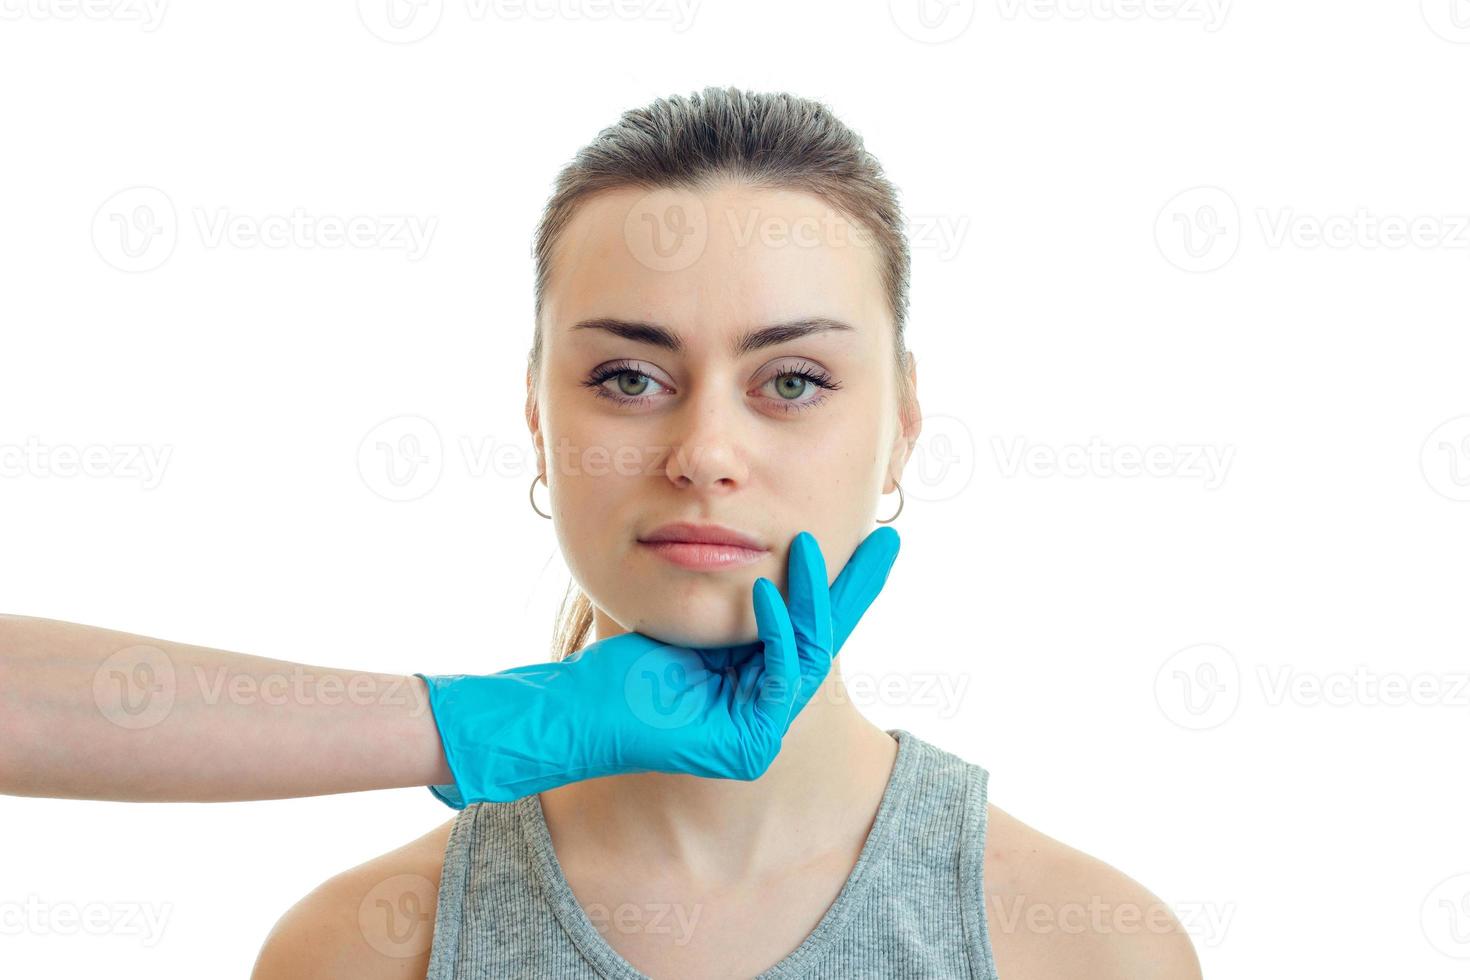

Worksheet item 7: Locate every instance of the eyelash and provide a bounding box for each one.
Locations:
[581,359,842,414]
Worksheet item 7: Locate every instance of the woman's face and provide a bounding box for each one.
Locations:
[528,181,918,649]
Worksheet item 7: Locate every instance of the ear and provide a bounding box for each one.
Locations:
[884,350,922,493]
[525,366,546,477]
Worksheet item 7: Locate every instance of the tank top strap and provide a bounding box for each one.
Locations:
[958,748,1000,979]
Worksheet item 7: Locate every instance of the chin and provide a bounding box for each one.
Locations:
[613,593,759,650]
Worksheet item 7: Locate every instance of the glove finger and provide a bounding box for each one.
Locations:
[786,530,833,665]
[830,526,901,654]
[751,575,799,730]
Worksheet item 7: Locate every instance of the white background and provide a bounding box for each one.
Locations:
[3,1,1470,976]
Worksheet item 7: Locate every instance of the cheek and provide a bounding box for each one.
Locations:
[545,395,669,481]
[769,416,884,500]
[764,420,887,587]
[545,418,655,597]
[550,462,628,567]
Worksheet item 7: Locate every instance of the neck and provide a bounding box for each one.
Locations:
[538,652,899,887]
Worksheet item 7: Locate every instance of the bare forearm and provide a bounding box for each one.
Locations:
[0,614,452,802]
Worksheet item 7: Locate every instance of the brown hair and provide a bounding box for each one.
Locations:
[528,86,914,661]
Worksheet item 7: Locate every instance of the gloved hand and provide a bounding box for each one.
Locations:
[415,526,900,807]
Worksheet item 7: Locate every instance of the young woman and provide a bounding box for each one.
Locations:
[250,87,1203,980]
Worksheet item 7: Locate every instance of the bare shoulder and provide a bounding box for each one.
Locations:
[981,803,1202,980]
[250,817,458,980]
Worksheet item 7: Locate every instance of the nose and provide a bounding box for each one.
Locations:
[662,379,751,492]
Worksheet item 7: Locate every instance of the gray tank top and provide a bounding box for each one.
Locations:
[425,727,1000,979]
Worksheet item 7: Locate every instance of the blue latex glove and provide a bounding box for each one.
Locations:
[416,526,900,807]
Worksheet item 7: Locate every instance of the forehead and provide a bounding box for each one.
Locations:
[543,182,889,348]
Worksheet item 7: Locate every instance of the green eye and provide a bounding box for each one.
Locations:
[616,373,650,397]
[761,362,840,411]
[774,374,808,400]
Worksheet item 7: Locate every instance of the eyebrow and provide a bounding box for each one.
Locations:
[570,316,856,357]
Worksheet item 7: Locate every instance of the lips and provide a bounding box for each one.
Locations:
[637,521,770,572]
[637,521,766,551]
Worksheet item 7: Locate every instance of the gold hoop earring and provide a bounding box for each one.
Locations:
[529,473,552,520]
[876,480,904,524]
